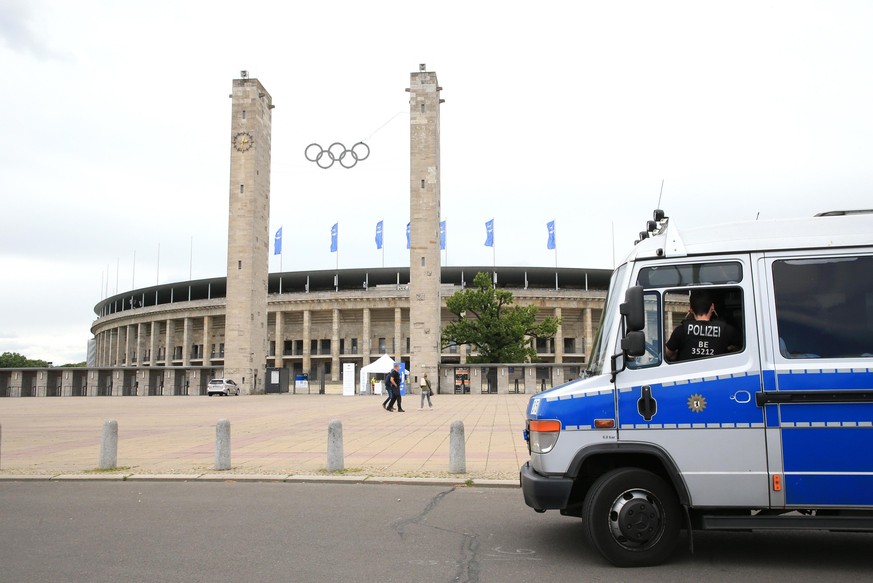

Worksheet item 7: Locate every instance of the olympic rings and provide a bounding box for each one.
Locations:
[304,141,370,169]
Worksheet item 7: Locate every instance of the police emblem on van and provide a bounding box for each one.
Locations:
[688,393,707,413]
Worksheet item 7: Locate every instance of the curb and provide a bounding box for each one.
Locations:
[0,473,520,488]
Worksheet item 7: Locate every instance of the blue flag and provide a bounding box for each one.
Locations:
[406,222,411,249]
[439,220,446,250]
[547,220,556,250]
[330,223,338,253]
[375,220,383,250]
[274,227,282,255]
[485,219,494,247]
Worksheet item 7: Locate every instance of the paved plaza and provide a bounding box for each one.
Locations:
[0,393,531,484]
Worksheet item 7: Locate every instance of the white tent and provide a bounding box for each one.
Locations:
[359,354,395,395]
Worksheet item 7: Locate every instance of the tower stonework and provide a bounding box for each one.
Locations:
[225,75,273,394]
[407,66,443,385]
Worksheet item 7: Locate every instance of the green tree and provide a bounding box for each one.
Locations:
[442,272,561,363]
[0,352,50,368]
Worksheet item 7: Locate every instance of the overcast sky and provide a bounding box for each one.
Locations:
[1,0,871,365]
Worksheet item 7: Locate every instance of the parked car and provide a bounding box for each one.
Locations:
[207,378,240,396]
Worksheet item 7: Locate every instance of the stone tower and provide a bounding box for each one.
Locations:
[407,65,443,385]
[224,72,273,394]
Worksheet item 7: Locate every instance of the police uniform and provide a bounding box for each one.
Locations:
[666,319,738,361]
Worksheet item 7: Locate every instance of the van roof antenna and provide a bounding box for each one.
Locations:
[656,179,665,209]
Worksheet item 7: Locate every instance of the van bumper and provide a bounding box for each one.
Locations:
[519,462,574,511]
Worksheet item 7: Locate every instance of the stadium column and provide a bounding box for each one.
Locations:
[332,309,340,381]
[203,316,211,368]
[224,74,273,394]
[275,310,284,369]
[583,307,593,359]
[302,309,311,378]
[149,322,159,366]
[134,322,144,366]
[554,307,563,364]
[362,308,371,361]
[407,65,443,385]
[182,317,191,367]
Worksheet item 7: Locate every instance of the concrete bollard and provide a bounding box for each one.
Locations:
[98,419,118,470]
[327,419,344,472]
[449,420,466,474]
[215,419,231,471]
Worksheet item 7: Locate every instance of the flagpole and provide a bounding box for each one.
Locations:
[132,250,136,290]
[189,236,193,281]
[278,226,284,293]
[555,246,558,290]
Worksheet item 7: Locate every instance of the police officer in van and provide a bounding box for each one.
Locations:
[665,290,740,361]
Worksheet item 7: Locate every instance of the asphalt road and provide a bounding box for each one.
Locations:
[2,481,871,582]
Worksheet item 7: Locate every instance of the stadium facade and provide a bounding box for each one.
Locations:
[81,265,613,395]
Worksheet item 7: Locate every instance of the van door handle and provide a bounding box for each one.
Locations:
[637,385,657,421]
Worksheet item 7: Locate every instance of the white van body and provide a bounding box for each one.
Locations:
[520,211,873,567]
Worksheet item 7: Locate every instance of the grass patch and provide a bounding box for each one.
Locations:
[320,467,364,475]
[86,466,132,474]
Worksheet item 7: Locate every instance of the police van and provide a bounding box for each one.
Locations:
[520,210,873,567]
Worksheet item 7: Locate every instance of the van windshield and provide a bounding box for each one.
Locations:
[586,263,629,376]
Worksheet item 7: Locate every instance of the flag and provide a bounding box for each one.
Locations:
[485,219,494,247]
[330,223,338,252]
[439,220,446,250]
[274,227,283,255]
[375,220,383,250]
[406,222,411,249]
[547,220,556,250]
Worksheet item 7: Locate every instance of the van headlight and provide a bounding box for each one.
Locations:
[529,419,561,454]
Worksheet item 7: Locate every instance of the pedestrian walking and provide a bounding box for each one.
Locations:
[420,373,433,409]
[381,373,393,410]
[386,363,404,412]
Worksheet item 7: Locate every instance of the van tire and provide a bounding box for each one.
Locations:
[582,467,680,567]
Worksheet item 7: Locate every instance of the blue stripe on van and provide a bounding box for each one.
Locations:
[617,373,763,427]
[765,404,780,428]
[762,370,777,392]
[785,474,873,506]
[780,402,873,425]
[531,391,616,429]
[782,427,873,473]
[776,369,873,391]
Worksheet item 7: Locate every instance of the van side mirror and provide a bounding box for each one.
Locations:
[622,331,645,357]
[620,286,645,332]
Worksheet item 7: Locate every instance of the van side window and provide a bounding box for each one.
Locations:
[663,286,745,363]
[773,256,873,359]
[638,261,742,288]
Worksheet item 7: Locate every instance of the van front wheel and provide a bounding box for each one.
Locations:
[582,468,680,567]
